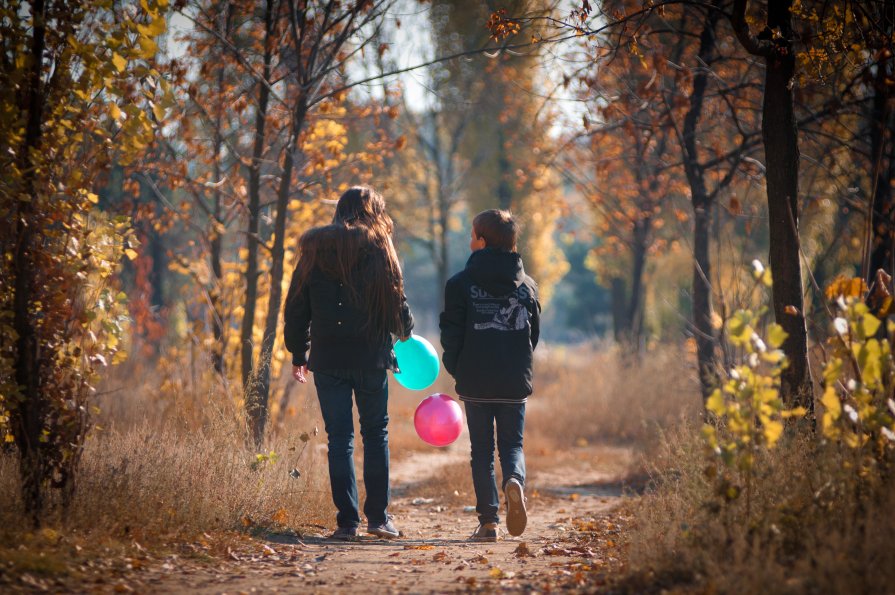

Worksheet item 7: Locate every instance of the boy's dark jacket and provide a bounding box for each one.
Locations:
[283,225,413,371]
[439,248,540,403]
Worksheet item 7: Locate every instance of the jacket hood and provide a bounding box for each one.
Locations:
[466,248,526,297]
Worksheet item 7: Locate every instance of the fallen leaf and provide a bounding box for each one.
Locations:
[513,542,534,557]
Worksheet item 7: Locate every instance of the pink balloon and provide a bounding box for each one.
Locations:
[414,393,463,447]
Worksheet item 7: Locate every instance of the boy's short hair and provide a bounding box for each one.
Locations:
[473,209,517,251]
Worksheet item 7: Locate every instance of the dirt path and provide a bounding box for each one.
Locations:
[143,443,634,594]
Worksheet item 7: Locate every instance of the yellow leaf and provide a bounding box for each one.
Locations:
[706,389,726,416]
[112,52,127,73]
[766,324,788,349]
[86,192,99,204]
[782,406,808,418]
[137,16,166,38]
[860,312,881,338]
[821,386,841,423]
[138,35,158,59]
[701,424,718,449]
[152,103,165,122]
[763,419,783,445]
[857,339,882,385]
[110,103,122,121]
[124,248,138,260]
[823,358,843,386]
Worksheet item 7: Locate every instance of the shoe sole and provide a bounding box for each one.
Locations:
[366,528,400,539]
[468,536,498,543]
[505,481,527,537]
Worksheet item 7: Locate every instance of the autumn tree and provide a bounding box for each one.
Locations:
[0,0,167,523]
[434,0,569,302]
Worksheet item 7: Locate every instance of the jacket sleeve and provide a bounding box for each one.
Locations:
[530,282,541,351]
[439,276,466,376]
[283,267,311,366]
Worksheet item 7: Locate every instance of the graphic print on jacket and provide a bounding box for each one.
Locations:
[472,289,531,332]
[440,248,540,403]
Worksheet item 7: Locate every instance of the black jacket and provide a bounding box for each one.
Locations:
[439,248,540,403]
[283,227,413,371]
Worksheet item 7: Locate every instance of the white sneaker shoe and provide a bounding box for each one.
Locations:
[504,478,527,537]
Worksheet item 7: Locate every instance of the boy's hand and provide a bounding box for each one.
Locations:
[292,365,308,383]
[399,335,411,342]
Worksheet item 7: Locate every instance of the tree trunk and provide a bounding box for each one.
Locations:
[626,216,650,350]
[682,4,721,402]
[610,277,629,343]
[762,1,813,411]
[437,199,450,312]
[496,128,512,210]
[12,0,48,527]
[250,143,295,449]
[240,0,274,393]
[250,89,307,447]
[209,4,232,377]
[692,201,715,399]
[868,24,895,283]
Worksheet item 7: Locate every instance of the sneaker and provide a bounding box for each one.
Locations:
[329,526,358,541]
[367,515,400,539]
[504,478,528,536]
[468,522,500,542]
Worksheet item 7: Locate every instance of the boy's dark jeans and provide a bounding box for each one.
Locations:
[464,401,526,525]
[314,369,390,529]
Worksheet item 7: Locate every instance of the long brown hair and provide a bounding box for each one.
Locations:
[287,186,406,339]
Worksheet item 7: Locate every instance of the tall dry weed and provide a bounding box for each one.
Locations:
[527,343,700,452]
[625,425,895,594]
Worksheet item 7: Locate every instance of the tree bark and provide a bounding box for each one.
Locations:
[209,3,232,377]
[762,2,813,410]
[682,4,721,402]
[240,0,274,393]
[13,0,48,527]
[867,15,895,283]
[610,277,629,343]
[250,129,299,449]
[731,0,813,412]
[626,216,650,350]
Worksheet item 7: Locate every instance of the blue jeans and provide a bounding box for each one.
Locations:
[464,401,526,525]
[314,369,390,529]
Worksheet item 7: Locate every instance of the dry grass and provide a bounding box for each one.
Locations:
[0,420,331,543]
[0,358,335,549]
[623,424,895,594]
[525,343,700,454]
[2,340,700,578]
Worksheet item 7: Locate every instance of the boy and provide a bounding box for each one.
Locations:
[439,209,541,542]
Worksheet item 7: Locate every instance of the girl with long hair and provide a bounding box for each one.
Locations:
[284,186,413,540]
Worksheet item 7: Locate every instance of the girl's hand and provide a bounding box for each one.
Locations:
[292,365,308,383]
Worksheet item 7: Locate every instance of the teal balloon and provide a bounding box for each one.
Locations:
[393,335,440,390]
